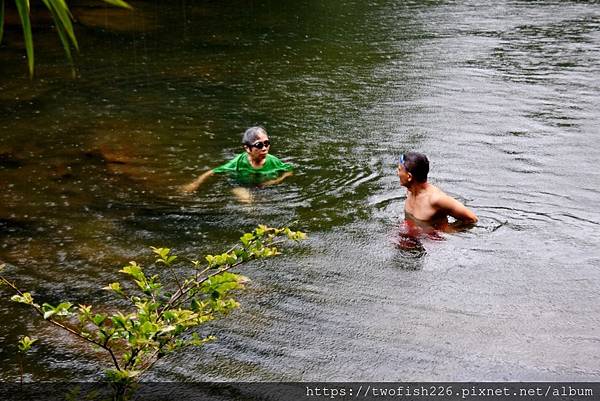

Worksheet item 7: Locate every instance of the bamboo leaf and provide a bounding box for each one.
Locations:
[6,0,130,76]
[14,0,34,76]
[43,0,78,50]
[41,0,78,76]
[102,0,132,10]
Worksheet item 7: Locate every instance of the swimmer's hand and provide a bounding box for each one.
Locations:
[180,182,199,194]
[179,170,214,194]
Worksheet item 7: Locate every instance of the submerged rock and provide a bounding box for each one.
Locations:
[83,122,175,191]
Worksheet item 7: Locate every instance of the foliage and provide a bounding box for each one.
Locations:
[17,335,37,353]
[0,0,131,77]
[16,335,37,385]
[0,225,306,394]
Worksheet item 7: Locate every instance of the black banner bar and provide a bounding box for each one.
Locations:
[0,382,597,401]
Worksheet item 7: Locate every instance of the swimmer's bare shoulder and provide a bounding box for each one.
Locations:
[426,183,445,204]
[431,185,478,224]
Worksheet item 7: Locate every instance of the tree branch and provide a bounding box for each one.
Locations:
[1,274,122,371]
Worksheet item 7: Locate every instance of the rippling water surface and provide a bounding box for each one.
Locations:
[1,0,599,381]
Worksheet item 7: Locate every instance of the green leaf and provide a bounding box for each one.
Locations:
[78,304,92,315]
[201,272,244,299]
[17,335,37,352]
[97,330,107,343]
[214,254,225,266]
[103,282,124,295]
[226,254,238,265]
[151,247,169,259]
[102,0,132,10]
[41,0,78,48]
[43,309,56,319]
[140,321,157,335]
[77,304,92,323]
[41,0,76,76]
[55,301,73,315]
[119,262,144,280]
[42,302,55,318]
[190,298,203,312]
[104,326,115,337]
[285,228,307,241]
[14,0,34,77]
[92,313,106,326]
[240,233,254,247]
[110,312,129,329]
[234,248,249,260]
[105,368,140,384]
[255,225,267,237]
[4,0,131,76]
[134,279,151,294]
[11,292,34,305]
[162,310,176,321]
[10,295,23,303]
[158,325,176,335]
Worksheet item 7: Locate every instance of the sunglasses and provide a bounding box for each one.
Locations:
[249,140,271,149]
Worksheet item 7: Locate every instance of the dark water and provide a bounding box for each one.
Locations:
[1,0,599,381]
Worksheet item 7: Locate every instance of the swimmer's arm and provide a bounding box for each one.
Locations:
[435,194,478,225]
[259,171,293,188]
[180,170,215,194]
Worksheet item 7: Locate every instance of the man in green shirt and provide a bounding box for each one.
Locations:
[181,126,293,195]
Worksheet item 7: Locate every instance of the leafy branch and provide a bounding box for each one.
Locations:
[0,225,306,393]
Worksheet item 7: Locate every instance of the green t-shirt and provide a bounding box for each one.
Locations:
[212,153,293,185]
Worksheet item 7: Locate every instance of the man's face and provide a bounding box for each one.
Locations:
[245,132,270,162]
[397,163,411,187]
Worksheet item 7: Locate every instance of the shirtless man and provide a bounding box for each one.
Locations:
[398,152,477,229]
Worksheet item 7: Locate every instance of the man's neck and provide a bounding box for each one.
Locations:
[407,181,429,196]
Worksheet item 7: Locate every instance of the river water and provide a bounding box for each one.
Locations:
[1,0,599,381]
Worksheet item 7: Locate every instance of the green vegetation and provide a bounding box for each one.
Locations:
[17,335,37,385]
[0,0,131,76]
[1,225,306,399]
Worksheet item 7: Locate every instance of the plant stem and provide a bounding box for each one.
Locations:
[19,356,23,387]
[1,275,123,371]
[167,264,183,293]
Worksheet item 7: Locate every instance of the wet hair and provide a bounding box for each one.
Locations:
[242,126,267,146]
[402,151,429,182]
